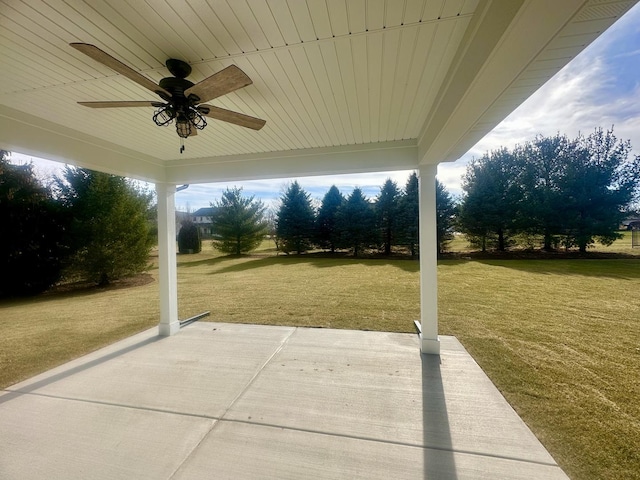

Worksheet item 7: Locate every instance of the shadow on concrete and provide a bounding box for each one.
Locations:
[422,353,458,479]
[0,334,163,406]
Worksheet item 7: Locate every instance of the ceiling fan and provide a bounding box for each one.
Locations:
[70,43,266,152]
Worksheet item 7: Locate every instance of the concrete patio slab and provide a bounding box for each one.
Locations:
[0,322,569,479]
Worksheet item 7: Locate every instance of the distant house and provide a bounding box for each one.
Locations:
[621,217,640,230]
[192,207,216,238]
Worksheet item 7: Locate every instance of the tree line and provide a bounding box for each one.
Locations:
[4,126,635,295]
[204,128,639,257]
[457,128,640,252]
[203,173,456,257]
[0,151,153,297]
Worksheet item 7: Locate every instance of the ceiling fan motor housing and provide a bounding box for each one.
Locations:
[159,77,195,100]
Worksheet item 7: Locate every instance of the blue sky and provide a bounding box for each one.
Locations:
[11,3,640,211]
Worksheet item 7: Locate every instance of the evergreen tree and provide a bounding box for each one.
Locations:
[210,187,268,255]
[0,152,69,296]
[397,173,419,256]
[276,181,316,254]
[56,167,153,286]
[376,179,400,255]
[177,219,201,254]
[519,135,571,250]
[335,187,376,257]
[315,185,344,252]
[458,148,523,251]
[436,179,456,254]
[559,128,640,252]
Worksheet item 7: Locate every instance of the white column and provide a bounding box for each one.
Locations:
[418,164,440,355]
[156,183,180,336]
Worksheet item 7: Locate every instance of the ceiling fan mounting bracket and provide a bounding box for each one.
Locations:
[165,58,192,79]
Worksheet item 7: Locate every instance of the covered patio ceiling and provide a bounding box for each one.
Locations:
[1,0,636,185]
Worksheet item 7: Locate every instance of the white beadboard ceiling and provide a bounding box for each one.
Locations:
[0,0,636,183]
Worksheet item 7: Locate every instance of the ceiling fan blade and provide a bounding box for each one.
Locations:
[78,101,164,108]
[71,43,170,97]
[184,65,252,103]
[200,105,266,130]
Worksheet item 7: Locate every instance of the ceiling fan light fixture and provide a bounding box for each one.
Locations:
[189,107,207,130]
[176,116,192,138]
[152,105,175,126]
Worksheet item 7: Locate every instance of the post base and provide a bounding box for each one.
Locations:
[158,321,180,336]
[421,335,441,355]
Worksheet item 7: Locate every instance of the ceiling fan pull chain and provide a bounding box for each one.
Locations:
[180,137,185,154]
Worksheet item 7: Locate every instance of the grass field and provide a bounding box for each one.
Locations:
[1,235,639,479]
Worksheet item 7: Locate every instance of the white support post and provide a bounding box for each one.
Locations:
[418,164,440,355]
[156,183,180,336]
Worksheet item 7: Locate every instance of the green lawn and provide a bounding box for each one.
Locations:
[1,237,639,479]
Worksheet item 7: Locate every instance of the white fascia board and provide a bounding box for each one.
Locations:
[163,140,419,184]
[418,0,586,165]
[0,105,165,183]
